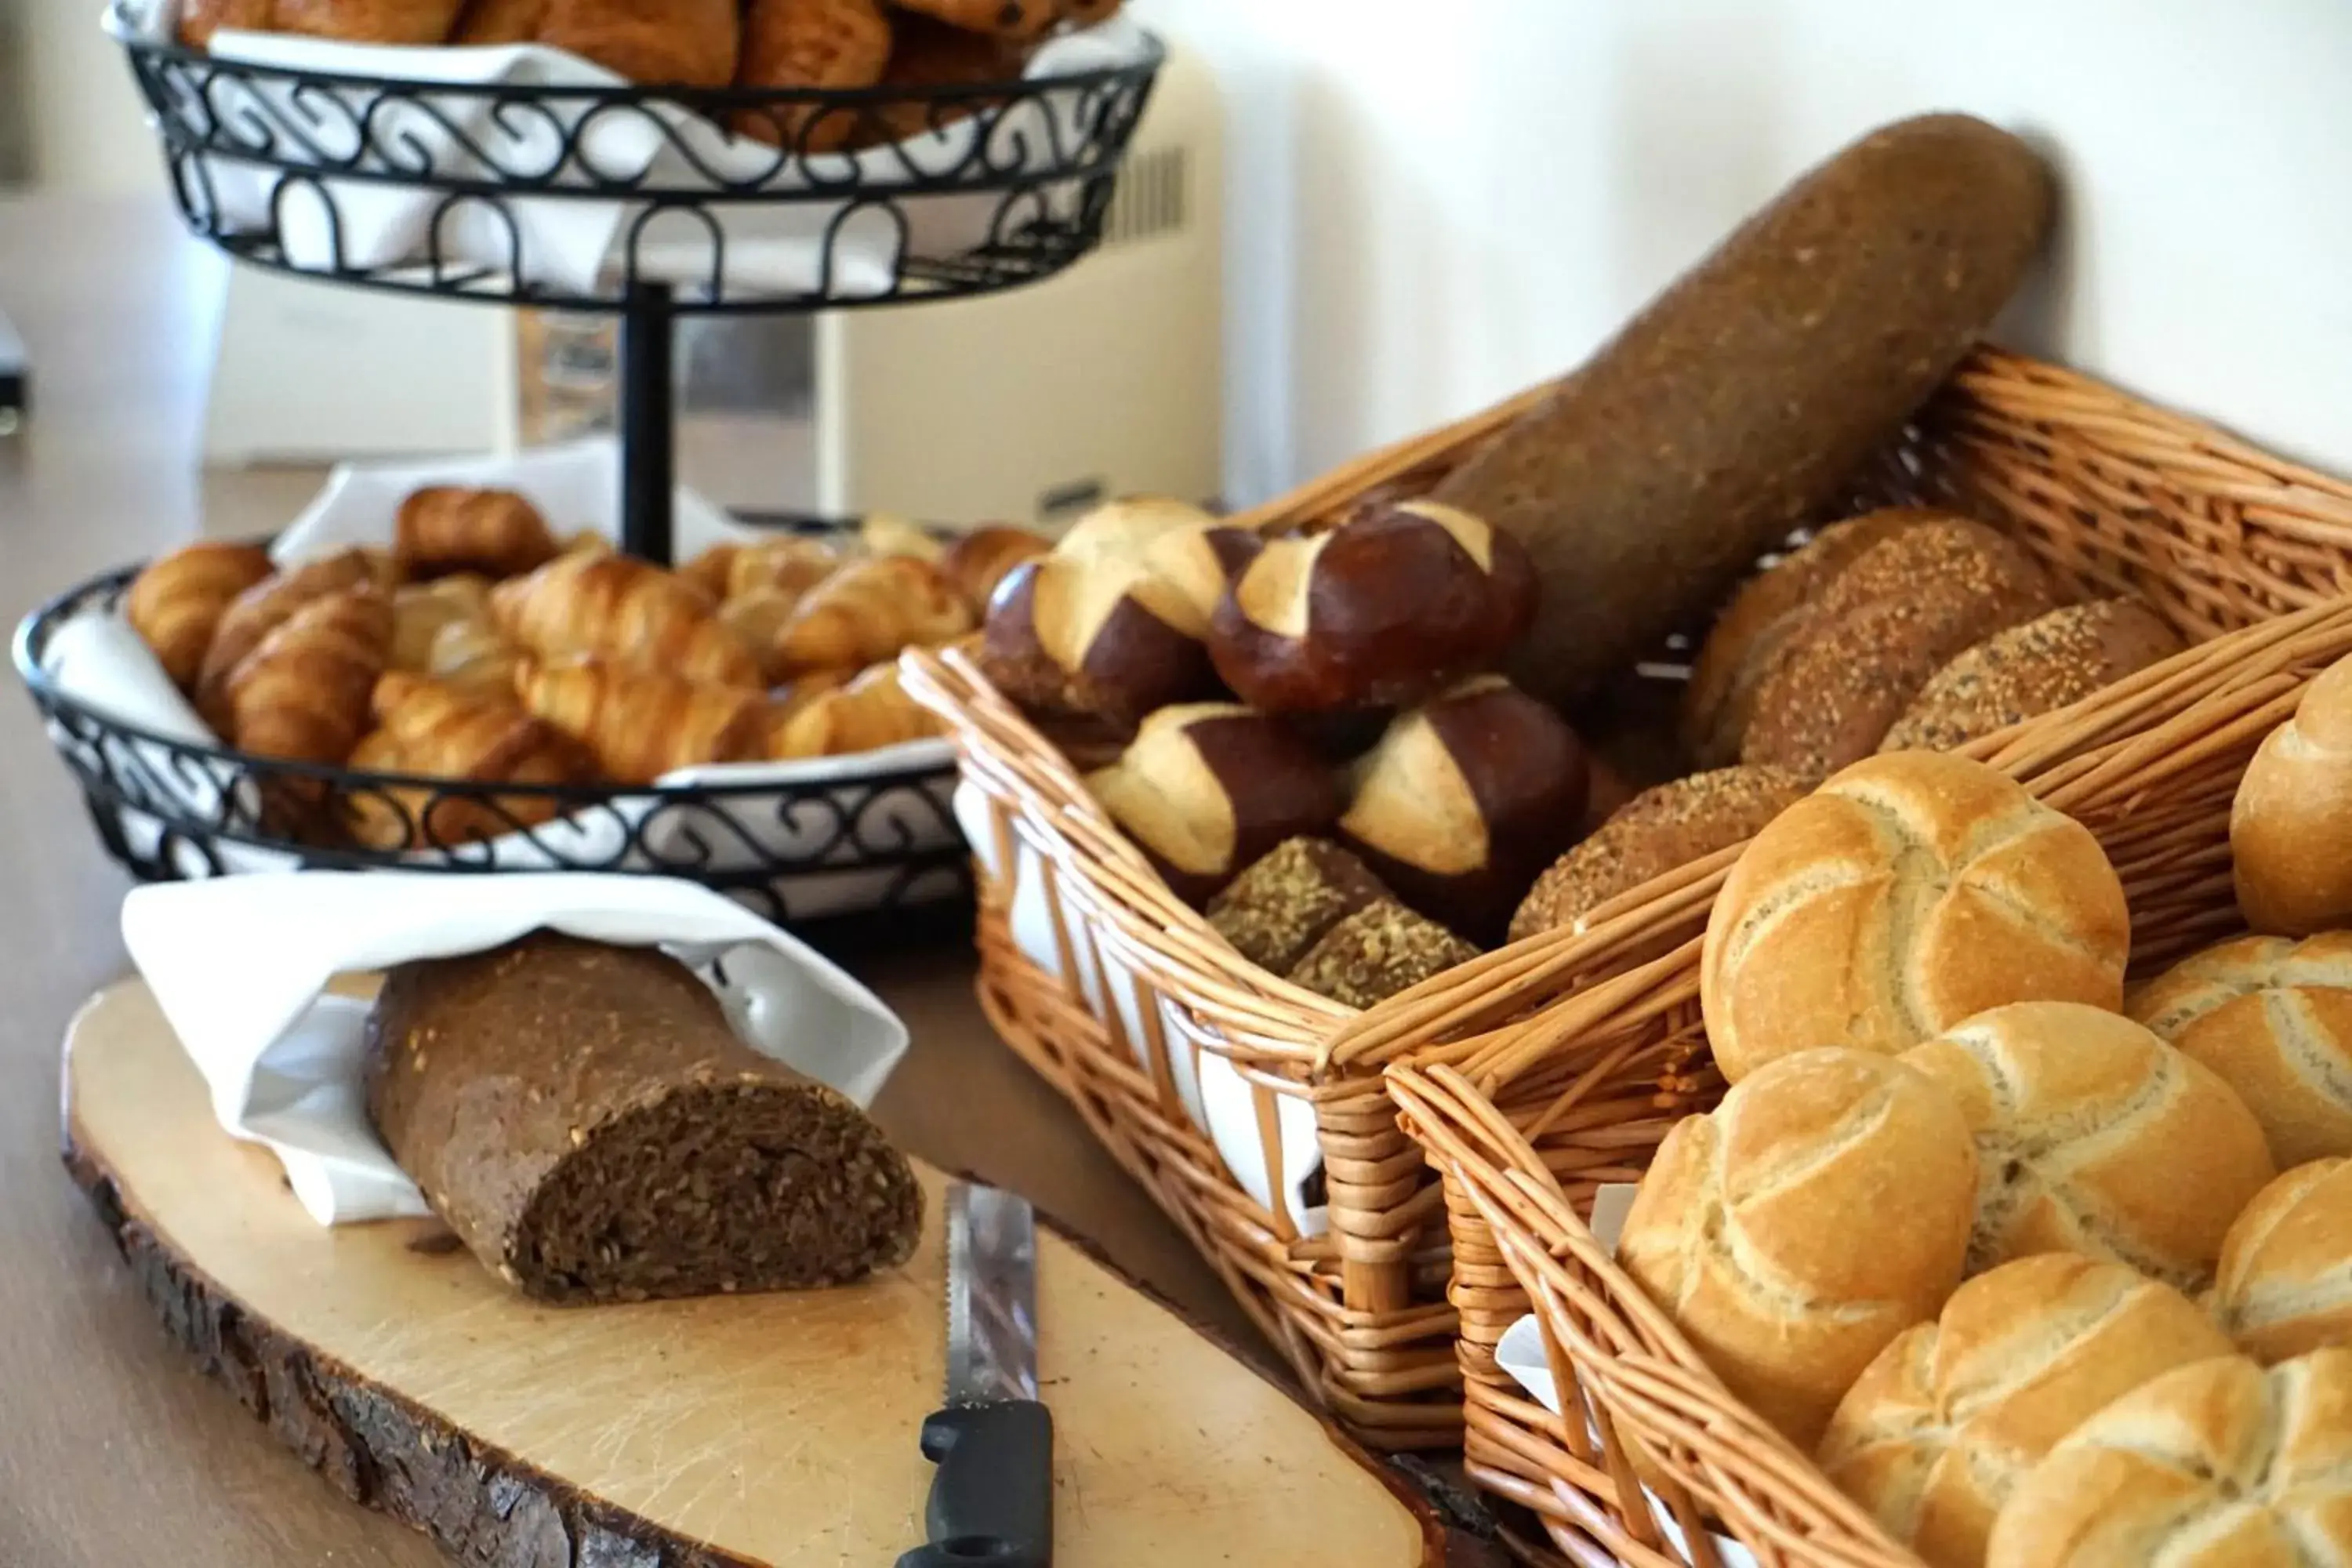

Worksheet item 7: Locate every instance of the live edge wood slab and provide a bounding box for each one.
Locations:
[61,979,1447,1568]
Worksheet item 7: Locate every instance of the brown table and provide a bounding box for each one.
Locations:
[0,194,1266,1567]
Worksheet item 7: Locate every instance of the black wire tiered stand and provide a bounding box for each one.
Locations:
[15,7,1164,927]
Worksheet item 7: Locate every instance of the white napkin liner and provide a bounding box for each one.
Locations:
[119,871,911,1225]
[34,441,961,907]
[120,1,1155,299]
[1493,1183,1756,1567]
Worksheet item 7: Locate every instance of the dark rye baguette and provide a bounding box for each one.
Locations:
[365,932,921,1304]
[1429,113,2053,709]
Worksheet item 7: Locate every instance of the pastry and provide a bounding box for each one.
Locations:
[1616,1047,1980,1449]
[1882,599,2184,753]
[534,0,739,86]
[2234,652,2352,935]
[394,485,559,581]
[1207,837,1390,975]
[425,615,524,702]
[348,672,594,848]
[981,496,1258,726]
[180,0,276,48]
[891,0,1058,41]
[515,654,767,784]
[1084,702,1341,904]
[390,575,492,673]
[1428,114,2053,710]
[2212,1158,2352,1364]
[1740,517,2058,775]
[733,0,895,152]
[1208,500,1537,714]
[2130,931,2352,1166]
[1508,764,1812,943]
[856,13,1029,147]
[196,546,397,727]
[1820,1254,2231,1568]
[225,587,394,769]
[1700,751,2129,1083]
[1984,1350,2352,1568]
[766,554,972,677]
[1336,675,1589,943]
[452,0,546,42]
[760,663,939,758]
[490,552,763,689]
[122,540,275,691]
[1286,898,1480,1010]
[938,524,1051,615]
[1062,0,1120,22]
[720,535,844,604]
[365,932,923,1302]
[270,0,466,44]
[1902,1002,2274,1290]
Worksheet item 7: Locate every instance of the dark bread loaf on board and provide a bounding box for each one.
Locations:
[365,932,921,1304]
[1428,114,2053,708]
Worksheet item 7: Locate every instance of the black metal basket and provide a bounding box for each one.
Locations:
[112,3,1166,312]
[15,539,972,929]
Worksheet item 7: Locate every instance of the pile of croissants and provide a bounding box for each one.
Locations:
[179,0,1123,152]
[122,485,1047,849]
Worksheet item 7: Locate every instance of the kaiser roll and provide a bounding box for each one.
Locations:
[2130,931,2352,1167]
[2212,1158,2352,1364]
[1985,1349,2352,1568]
[2234,652,2352,935]
[1700,751,2130,1083]
[1820,1253,2231,1568]
[1901,1003,2276,1290]
[1615,1047,1980,1450]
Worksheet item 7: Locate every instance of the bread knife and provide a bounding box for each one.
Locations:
[897,1181,1053,1567]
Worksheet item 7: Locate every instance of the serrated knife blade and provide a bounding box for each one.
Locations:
[898,1181,1054,1568]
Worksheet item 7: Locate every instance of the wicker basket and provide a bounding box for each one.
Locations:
[902,343,2352,1452]
[1373,595,2352,1564]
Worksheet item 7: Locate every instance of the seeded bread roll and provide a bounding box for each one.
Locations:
[1508,764,1813,943]
[1901,1003,2275,1291]
[1985,1350,2352,1568]
[2129,931,2352,1167]
[1882,600,2185,753]
[364,932,922,1304]
[1206,837,1390,974]
[1682,510,1928,768]
[2234,653,2352,935]
[1820,1254,2231,1568]
[1285,898,1481,1010]
[1700,752,2130,1083]
[1427,114,2053,710]
[1742,518,2058,775]
[2211,1158,2352,1364]
[1617,1047,1980,1449]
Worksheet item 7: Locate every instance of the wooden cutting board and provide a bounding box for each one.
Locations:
[61,979,1446,1568]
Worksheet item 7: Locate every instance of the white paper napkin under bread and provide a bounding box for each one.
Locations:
[119,872,911,1227]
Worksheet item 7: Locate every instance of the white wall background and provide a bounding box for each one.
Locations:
[1137,0,2352,503]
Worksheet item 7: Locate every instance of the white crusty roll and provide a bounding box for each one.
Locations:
[1819,1254,2230,1568]
[1985,1349,2352,1568]
[2212,1158,2352,1364]
[981,498,1261,725]
[1901,1003,2275,1291]
[2234,653,2352,935]
[1699,751,2130,1083]
[2129,931,2352,1167]
[1616,1047,1980,1450]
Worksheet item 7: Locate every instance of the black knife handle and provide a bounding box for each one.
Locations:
[895,1400,1054,1568]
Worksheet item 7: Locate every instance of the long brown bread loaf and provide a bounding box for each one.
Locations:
[365,932,921,1304]
[1430,114,2053,709]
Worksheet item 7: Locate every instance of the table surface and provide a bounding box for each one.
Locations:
[0,193,1267,1568]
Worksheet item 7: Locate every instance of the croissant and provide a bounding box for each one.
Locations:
[452,0,545,43]
[395,486,559,581]
[345,672,594,848]
[763,663,940,760]
[859,512,946,563]
[771,554,974,677]
[734,0,893,151]
[726,535,844,603]
[718,589,801,684]
[391,574,492,672]
[890,0,1057,41]
[123,541,274,691]
[180,0,274,48]
[342,726,416,851]
[938,524,1049,615]
[680,541,742,604]
[535,0,739,87]
[425,615,524,701]
[198,546,399,728]
[227,586,394,786]
[490,553,763,688]
[515,655,766,784]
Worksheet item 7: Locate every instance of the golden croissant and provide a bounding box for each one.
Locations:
[390,574,492,673]
[395,486,558,581]
[762,662,942,760]
[344,672,593,848]
[771,554,973,677]
[424,615,524,701]
[492,553,763,689]
[515,654,766,785]
[197,546,398,727]
[123,541,274,691]
[227,586,395,834]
